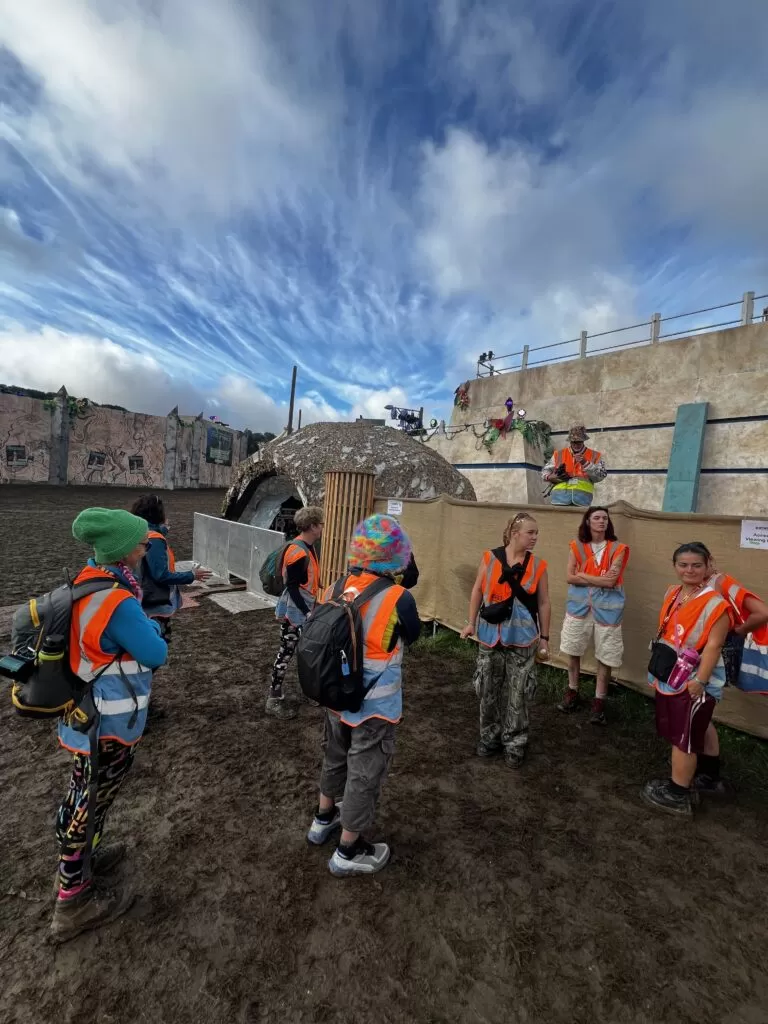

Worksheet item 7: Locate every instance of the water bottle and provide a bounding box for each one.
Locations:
[667,647,701,692]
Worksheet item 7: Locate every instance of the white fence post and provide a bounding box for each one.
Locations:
[579,331,588,358]
[741,291,755,325]
[650,313,661,344]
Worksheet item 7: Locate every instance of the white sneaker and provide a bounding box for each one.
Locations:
[328,838,390,877]
[306,804,343,846]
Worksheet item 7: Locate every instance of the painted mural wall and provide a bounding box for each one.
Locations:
[67,405,166,487]
[0,389,246,489]
[0,395,52,484]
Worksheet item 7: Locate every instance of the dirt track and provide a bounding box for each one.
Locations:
[1,486,768,1024]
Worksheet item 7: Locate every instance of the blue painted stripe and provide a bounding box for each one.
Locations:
[453,463,768,475]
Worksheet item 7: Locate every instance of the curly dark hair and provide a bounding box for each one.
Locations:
[577,506,617,544]
[130,493,166,526]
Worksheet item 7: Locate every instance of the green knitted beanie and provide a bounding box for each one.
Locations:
[72,507,149,564]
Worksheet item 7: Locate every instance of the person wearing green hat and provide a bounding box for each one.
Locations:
[51,508,168,942]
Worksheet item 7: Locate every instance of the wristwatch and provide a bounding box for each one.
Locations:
[540,635,549,641]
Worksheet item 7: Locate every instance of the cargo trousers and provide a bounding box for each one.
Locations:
[320,711,396,834]
[475,642,538,756]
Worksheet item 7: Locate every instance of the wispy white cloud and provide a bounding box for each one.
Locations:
[0,0,766,431]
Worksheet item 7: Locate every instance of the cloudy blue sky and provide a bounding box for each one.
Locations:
[1,0,767,432]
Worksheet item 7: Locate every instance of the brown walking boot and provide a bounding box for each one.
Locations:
[50,883,135,943]
[558,687,581,713]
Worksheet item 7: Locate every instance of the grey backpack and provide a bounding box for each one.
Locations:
[3,577,129,719]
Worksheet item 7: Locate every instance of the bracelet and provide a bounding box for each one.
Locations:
[540,635,549,641]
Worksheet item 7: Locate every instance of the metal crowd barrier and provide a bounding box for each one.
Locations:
[192,513,284,604]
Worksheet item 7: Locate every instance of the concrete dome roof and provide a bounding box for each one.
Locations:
[224,420,475,519]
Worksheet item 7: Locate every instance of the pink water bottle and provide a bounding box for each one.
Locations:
[667,647,701,692]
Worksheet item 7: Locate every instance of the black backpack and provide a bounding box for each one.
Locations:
[296,576,393,712]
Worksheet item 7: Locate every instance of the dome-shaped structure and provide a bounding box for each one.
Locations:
[223,421,475,529]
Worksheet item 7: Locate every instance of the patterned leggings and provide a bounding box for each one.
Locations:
[56,739,136,895]
[270,622,302,697]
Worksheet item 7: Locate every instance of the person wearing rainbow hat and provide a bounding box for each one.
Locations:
[306,514,421,877]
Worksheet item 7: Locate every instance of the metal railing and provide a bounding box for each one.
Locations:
[476,290,768,377]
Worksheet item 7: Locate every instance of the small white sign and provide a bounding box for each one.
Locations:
[740,519,768,550]
[387,499,404,517]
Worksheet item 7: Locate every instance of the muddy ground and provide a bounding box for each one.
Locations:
[1,486,768,1024]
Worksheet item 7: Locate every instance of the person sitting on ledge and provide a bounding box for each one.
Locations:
[542,425,607,507]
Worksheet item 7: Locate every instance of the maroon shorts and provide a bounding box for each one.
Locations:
[655,691,716,754]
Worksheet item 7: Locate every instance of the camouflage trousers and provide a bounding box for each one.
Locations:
[475,643,538,756]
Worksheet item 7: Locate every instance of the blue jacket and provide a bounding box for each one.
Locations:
[141,522,194,617]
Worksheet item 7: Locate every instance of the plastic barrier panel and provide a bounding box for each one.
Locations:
[245,525,285,601]
[193,514,284,604]
[193,514,231,580]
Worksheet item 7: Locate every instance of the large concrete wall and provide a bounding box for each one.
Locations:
[0,389,246,489]
[67,405,166,487]
[0,395,52,484]
[431,323,768,516]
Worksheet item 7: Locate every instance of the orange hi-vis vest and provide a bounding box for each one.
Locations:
[276,541,320,626]
[650,584,728,696]
[710,572,768,646]
[321,570,406,726]
[555,447,602,480]
[58,566,154,754]
[551,447,602,506]
[141,530,183,617]
[566,539,629,625]
[477,550,546,649]
[148,530,176,571]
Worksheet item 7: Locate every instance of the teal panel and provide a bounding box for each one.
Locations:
[662,402,709,512]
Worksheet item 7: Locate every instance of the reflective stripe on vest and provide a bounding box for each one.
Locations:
[476,551,545,649]
[331,572,405,727]
[276,542,320,625]
[566,540,628,625]
[59,568,153,754]
[650,584,728,696]
[710,572,768,646]
[551,448,601,503]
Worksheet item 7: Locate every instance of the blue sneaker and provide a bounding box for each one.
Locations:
[307,804,343,846]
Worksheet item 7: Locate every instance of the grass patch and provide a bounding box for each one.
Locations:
[411,623,476,663]
[412,624,768,793]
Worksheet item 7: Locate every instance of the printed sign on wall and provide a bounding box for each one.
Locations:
[206,426,233,466]
[740,519,768,550]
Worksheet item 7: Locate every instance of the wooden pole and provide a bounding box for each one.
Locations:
[319,470,376,589]
[297,409,302,431]
[287,366,297,434]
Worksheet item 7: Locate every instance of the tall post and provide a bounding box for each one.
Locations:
[579,331,588,358]
[287,365,297,435]
[49,385,70,485]
[650,313,661,344]
[297,409,302,431]
[741,291,755,325]
[319,470,376,590]
[521,345,529,370]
